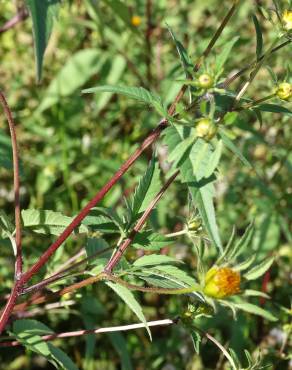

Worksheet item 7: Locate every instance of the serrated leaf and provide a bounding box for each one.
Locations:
[204,140,223,178]
[85,238,110,265]
[256,104,292,116]
[12,319,53,356]
[219,129,252,168]
[133,254,180,267]
[163,126,222,251]
[128,159,161,225]
[38,49,104,112]
[233,302,277,321]
[21,209,88,236]
[166,24,192,78]
[132,231,174,251]
[82,85,166,116]
[26,0,60,81]
[82,207,123,234]
[244,256,274,280]
[215,37,239,74]
[252,15,263,60]
[105,282,151,340]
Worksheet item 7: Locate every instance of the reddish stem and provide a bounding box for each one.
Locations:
[0,92,22,279]
[19,119,167,285]
[0,7,29,34]
[105,171,179,272]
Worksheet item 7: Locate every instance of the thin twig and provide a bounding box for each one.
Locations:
[0,92,22,279]
[0,319,175,347]
[0,7,29,34]
[104,171,179,272]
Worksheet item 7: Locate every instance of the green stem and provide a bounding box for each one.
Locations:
[237,93,276,111]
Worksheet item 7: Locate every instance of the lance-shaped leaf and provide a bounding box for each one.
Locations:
[233,302,277,321]
[252,15,263,60]
[82,85,166,116]
[106,282,151,340]
[244,256,274,280]
[21,209,88,236]
[26,0,60,81]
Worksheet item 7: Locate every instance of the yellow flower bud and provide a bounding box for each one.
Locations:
[198,73,214,89]
[282,10,292,31]
[196,118,217,141]
[203,266,241,299]
[131,15,142,27]
[276,82,292,101]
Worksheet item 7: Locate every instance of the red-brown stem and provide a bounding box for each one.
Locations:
[0,2,238,333]
[105,171,179,272]
[0,92,22,279]
[22,245,113,295]
[19,119,167,285]
[0,7,29,34]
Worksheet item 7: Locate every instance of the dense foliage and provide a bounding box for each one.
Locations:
[0,0,291,369]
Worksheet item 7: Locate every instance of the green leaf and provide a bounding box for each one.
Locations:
[243,289,270,299]
[228,223,254,261]
[132,231,173,251]
[38,49,104,112]
[133,254,180,267]
[219,129,252,168]
[190,331,202,354]
[252,15,263,60]
[21,209,88,236]
[129,159,161,224]
[233,302,277,321]
[12,319,53,356]
[0,210,14,239]
[256,104,292,116]
[105,282,151,340]
[163,126,222,251]
[204,140,223,178]
[166,24,192,78]
[244,256,274,280]
[82,207,124,234]
[85,238,110,265]
[0,128,13,169]
[215,37,239,74]
[48,344,80,370]
[82,85,166,116]
[26,0,60,81]
[107,333,133,370]
[233,254,256,271]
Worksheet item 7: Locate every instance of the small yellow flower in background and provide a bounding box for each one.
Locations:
[276,82,292,101]
[203,266,241,299]
[282,10,292,31]
[131,15,142,27]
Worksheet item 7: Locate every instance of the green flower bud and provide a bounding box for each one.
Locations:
[196,118,217,141]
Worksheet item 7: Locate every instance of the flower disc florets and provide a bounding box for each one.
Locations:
[203,266,241,299]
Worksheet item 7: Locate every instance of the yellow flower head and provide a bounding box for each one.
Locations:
[131,15,142,27]
[282,10,292,31]
[203,266,241,299]
[276,82,292,101]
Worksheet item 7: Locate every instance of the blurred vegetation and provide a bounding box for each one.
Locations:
[0,0,291,369]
